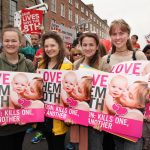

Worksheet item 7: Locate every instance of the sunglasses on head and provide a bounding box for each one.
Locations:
[73,53,82,56]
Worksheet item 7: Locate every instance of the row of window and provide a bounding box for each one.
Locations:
[51,0,104,27]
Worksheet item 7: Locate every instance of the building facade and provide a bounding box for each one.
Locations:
[0,0,109,43]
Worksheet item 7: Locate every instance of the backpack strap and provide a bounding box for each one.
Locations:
[107,53,111,64]
[132,50,137,60]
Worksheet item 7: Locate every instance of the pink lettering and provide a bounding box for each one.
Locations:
[132,63,141,75]
[111,62,141,75]
[92,74,108,87]
[0,73,10,85]
[43,71,62,83]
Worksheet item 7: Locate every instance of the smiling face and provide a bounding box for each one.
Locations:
[109,76,128,98]
[63,73,77,93]
[110,26,129,50]
[81,37,98,59]
[3,31,21,55]
[44,38,60,59]
[12,74,28,94]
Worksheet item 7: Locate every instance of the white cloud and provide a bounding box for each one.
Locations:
[82,0,150,49]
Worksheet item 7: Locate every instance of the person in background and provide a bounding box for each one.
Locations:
[0,24,35,150]
[100,19,147,150]
[20,33,41,61]
[143,44,150,60]
[99,43,107,57]
[70,48,83,63]
[131,34,141,50]
[33,48,44,69]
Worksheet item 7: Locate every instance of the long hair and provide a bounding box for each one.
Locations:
[79,32,101,69]
[133,81,149,107]
[32,77,43,99]
[109,19,133,54]
[41,31,65,69]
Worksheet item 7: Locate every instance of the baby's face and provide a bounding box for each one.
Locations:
[109,79,127,98]
[63,76,77,93]
[12,76,28,94]
[120,83,139,108]
[23,79,40,100]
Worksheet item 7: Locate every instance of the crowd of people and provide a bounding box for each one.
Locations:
[0,18,150,150]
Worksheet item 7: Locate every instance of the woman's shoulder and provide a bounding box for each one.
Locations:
[99,54,111,72]
[135,50,147,60]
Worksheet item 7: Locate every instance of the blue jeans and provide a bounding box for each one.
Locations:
[113,135,143,150]
[88,127,104,150]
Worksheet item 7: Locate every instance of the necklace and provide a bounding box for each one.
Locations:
[115,49,129,53]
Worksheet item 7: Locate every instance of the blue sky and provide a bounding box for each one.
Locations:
[82,0,150,49]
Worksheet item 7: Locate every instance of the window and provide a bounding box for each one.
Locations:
[75,1,79,9]
[75,14,79,24]
[68,8,72,21]
[85,23,88,29]
[90,24,92,31]
[61,3,65,17]
[93,26,95,32]
[51,0,56,13]
[90,14,92,20]
[97,19,99,25]
[99,22,101,27]
[69,0,72,5]
[10,0,17,24]
[81,6,84,13]
[86,10,88,16]
[93,17,96,22]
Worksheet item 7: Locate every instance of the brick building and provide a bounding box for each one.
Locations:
[0,0,109,43]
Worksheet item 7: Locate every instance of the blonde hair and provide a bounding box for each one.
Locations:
[133,81,149,107]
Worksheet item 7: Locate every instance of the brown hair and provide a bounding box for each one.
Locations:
[2,24,22,43]
[33,77,43,99]
[81,76,92,100]
[109,19,133,54]
[79,32,101,69]
[41,31,65,69]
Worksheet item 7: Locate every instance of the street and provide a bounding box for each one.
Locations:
[23,131,48,150]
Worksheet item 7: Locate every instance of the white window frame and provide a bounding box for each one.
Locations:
[68,8,72,21]
[10,0,17,24]
[75,14,79,24]
[51,0,56,13]
[61,3,65,17]
[75,1,79,9]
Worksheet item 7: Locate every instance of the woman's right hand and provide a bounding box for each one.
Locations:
[64,118,74,126]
